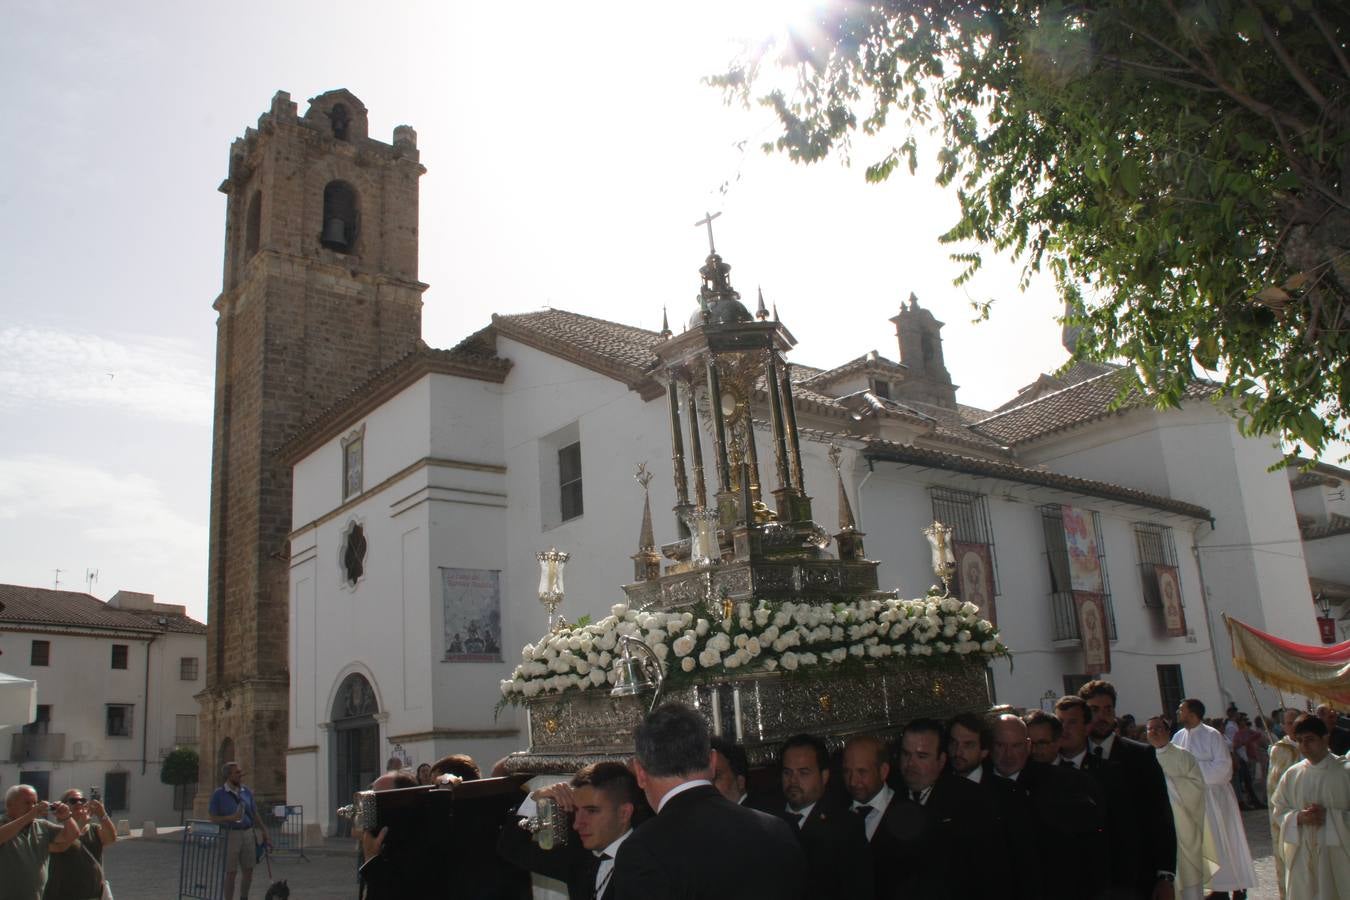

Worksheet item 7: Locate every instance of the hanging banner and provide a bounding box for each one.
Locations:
[1154,564,1187,637]
[441,568,503,662]
[954,541,996,626]
[1061,505,1103,594]
[1318,617,1339,645]
[1073,591,1111,673]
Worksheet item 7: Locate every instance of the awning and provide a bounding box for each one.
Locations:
[0,672,37,730]
[1226,616,1350,707]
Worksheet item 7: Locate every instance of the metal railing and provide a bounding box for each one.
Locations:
[9,733,65,762]
[262,804,307,859]
[177,820,227,900]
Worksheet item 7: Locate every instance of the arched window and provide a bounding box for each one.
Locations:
[333,673,378,721]
[328,104,351,141]
[245,191,262,258]
[321,181,358,253]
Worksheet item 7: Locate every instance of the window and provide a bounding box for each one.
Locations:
[174,714,198,746]
[180,657,199,681]
[22,705,51,736]
[1040,505,1117,642]
[342,427,364,500]
[930,487,1000,593]
[106,704,133,738]
[30,640,50,667]
[111,644,128,670]
[1157,665,1185,717]
[559,441,583,522]
[1062,674,1091,697]
[320,180,359,253]
[245,190,262,258]
[871,378,892,400]
[328,103,351,140]
[19,771,50,801]
[1134,522,1181,609]
[104,772,128,812]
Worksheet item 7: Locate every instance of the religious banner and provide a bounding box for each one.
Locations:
[441,568,502,662]
[1073,591,1111,673]
[1154,564,1187,637]
[954,542,996,626]
[1061,505,1104,593]
[1226,615,1350,706]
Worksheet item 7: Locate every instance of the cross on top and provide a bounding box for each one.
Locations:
[695,211,722,255]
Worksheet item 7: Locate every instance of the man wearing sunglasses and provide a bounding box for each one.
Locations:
[0,784,80,900]
[44,790,116,900]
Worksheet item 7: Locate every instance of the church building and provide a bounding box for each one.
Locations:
[203,91,1330,826]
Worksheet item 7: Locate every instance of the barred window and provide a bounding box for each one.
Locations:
[929,487,999,593]
[1133,522,1180,609]
[1040,505,1117,642]
[1157,664,1185,715]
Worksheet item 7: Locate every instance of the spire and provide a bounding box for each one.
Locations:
[631,463,661,582]
[828,445,866,561]
[756,287,769,321]
[659,306,672,340]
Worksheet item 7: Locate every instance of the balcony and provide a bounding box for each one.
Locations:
[10,732,66,762]
[1050,592,1119,643]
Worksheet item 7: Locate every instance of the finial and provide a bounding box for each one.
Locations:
[659,307,672,339]
[756,287,769,321]
[695,211,722,256]
[907,291,920,310]
[772,303,780,322]
[635,463,656,551]
[830,445,856,532]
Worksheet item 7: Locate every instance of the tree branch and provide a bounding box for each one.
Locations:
[1308,7,1350,81]
[1250,1,1328,111]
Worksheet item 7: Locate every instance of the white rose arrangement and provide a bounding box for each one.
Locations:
[498,593,1008,704]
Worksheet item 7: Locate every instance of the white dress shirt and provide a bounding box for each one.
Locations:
[849,783,894,841]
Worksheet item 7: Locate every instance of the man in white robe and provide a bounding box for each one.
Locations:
[1271,713,1350,899]
[1146,716,1218,899]
[1269,707,1303,899]
[1174,698,1257,898]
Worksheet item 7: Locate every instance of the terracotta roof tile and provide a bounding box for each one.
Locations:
[972,369,1219,446]
[0,585,205,634]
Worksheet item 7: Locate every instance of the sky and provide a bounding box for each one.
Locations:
[0,0,1292,624]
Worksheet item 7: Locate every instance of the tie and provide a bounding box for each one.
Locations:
[909,789,923,803]
[853,804,874,819]
[791,812,805,829]
[1092,745,1104,763]
[594,853,613,900]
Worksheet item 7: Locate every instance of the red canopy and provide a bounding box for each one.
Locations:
[1226,615,1350,707]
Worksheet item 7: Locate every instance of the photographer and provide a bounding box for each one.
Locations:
[44,789,116,900]
[497,762,641,900]
[0,785,80,900]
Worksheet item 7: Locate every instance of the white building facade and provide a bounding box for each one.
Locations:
[0,586,206,825]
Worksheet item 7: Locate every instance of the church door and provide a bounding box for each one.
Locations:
[330,673,380,836]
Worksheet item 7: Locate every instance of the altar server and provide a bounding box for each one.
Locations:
[1269,707,1303,899]
[1173,698,1257,899]
[1146,716,1218,899]
[1271,714,1350,899]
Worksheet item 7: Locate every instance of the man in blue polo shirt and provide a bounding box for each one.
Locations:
[208,762,271,900]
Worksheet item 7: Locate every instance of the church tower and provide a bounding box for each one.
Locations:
[889,292,958,408]
[198,90,425,805]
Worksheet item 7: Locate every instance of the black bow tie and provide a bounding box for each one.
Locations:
[853,804,874,818]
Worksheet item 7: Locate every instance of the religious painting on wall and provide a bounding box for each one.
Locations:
[1154,564,1187,637]
[954,541,996,625]
[1073,591,1111,673]
[441,568,502,662]
[1061,505,1104,593]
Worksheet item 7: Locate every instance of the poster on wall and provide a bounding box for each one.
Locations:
[1154,564,1187,637]
[1061,505,1104,593]
[441,568,502,662]
[953,542,996,626]
[1073,591,1111,673]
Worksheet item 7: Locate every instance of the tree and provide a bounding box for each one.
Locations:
[161,746,199,824]
[717,1,1349,456]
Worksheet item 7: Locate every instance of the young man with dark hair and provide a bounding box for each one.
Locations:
[1070,681,1177,899]
[775,733,871,899]
[1271,714,1350,898]
[709,737,749,805]
[1023,710,1063,766]
[1174,696,1256,898]
[614,702,804,899]
[947,712,992,782]
[498,761,641,900]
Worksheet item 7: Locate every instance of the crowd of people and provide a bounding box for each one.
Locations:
[351,679,1350,900]
[0,784,117,900]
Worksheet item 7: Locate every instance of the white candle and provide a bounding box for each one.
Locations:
[709,686,722,736]
[732,685,744,741]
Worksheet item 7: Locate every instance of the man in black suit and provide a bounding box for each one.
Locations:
[1071,682,1177,899]
[709,737,749,805]
[497,761,640,900]
[774,733,872,898]
[947,712,992,783]
[991,713,1110,900]
[1025,710,1064,766]
[613,702,805,900]
[873,718,1004,899]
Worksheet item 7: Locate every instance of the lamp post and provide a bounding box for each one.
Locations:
[1316,592,1338,645]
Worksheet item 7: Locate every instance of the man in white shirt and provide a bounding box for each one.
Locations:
[498,761,639,900]
[841,734,893,842]
[1270,713,1350,899]
[1174,698,1257,899]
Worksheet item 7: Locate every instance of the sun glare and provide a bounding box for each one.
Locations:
[715,0,833,42]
